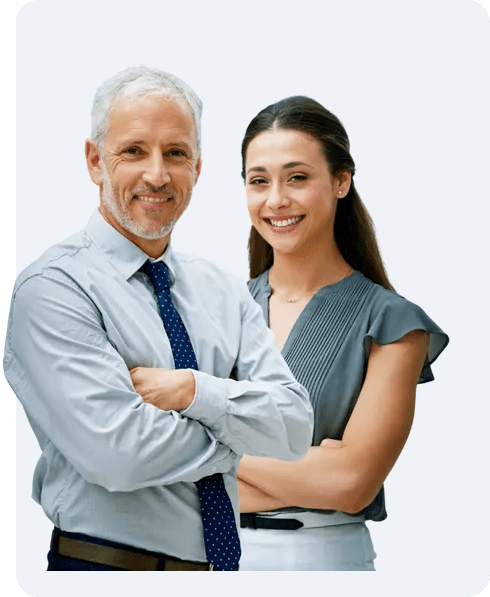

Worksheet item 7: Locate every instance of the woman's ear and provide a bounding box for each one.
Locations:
[336,170,352,199]
[85,139,103,186]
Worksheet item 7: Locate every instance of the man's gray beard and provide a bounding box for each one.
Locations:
[101,165,177,240]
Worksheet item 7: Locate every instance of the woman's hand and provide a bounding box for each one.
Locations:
[320,438,342,448]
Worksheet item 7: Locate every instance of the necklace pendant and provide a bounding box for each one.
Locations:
[285,297,299,303]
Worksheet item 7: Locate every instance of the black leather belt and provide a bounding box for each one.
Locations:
[240,513,304,530]
[52,530,215,571]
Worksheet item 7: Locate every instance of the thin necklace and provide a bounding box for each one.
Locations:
[270,268,353,304]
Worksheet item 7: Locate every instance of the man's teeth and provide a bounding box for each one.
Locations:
[138,196,170,203]
[269,216,303,227]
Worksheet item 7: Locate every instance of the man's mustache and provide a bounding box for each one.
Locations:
[131,184,177,198]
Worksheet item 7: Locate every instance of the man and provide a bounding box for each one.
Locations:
[4,67,313,571]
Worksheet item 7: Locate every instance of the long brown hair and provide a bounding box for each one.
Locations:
[241,96,394,291]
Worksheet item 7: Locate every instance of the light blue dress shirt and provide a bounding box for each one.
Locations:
[4,210,313,562]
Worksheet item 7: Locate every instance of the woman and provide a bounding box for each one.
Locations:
[237,96,449,571]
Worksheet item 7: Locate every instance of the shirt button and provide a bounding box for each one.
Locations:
[211,467,217,473]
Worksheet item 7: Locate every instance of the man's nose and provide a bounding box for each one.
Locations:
[142,154,171,187]
[265,184,290,210]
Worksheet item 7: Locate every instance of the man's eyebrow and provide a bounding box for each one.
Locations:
[116,139,145,148]
[116,140,194,152]
[172,141,193,153]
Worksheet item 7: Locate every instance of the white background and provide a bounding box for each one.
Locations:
[1,0,489,596]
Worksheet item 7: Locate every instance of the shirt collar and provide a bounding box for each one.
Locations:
[85,209,176,283]
[149,246,177,286]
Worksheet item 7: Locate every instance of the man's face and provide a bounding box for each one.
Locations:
[88,94,201,255]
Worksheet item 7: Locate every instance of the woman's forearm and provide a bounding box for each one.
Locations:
[238,447,361,512]
[238,478,291,513]
[238,332,428,513]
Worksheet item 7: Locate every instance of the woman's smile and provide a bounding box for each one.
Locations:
[263,214,306,231]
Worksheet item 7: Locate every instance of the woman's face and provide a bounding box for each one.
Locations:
[245,128,351,258]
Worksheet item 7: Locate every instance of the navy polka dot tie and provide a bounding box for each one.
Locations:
[140,260,241,571]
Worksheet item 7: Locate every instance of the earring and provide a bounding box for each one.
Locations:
[338,191,343,196]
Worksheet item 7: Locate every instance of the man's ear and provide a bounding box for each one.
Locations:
[193,154,202,186]
[85,139,103,186]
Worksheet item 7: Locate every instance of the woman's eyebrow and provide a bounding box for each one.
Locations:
[282,161,311,169]
[246,162,312,175]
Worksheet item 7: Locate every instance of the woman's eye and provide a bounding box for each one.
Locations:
[290,174,307,182]
[249,178,267,185]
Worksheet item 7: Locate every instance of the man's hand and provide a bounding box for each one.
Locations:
[130,367,196,412]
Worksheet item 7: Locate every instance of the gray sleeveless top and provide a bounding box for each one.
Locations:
[248,270,449,522]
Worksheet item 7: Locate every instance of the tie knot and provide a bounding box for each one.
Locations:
[140,260,171,292]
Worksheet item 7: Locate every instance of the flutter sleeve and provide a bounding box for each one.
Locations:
[363,294,449,383]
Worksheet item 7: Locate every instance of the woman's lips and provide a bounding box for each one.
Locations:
[266,215,304,227]
[263,215,306,232]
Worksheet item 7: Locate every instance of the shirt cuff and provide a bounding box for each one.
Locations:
[180,369,228,426]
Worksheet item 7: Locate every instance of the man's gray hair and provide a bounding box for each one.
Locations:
[90,66,203,151]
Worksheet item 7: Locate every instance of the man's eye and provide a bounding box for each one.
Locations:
[124,147,141,155]
[169,149,185,157]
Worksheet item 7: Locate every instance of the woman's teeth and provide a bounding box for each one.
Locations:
[268,216,304,227]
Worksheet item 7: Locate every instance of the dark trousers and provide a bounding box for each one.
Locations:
[47,527,168,571]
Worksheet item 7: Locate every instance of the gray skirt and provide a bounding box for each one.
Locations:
[239,522,376,571]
